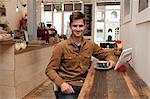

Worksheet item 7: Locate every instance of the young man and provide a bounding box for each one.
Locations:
[45,11,117,99]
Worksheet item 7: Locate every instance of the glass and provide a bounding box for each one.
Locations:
[64,12,72,37]
[53,12,62,35]
[44,11,52,25]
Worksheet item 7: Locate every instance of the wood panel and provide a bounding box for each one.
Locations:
[14,46,53,98]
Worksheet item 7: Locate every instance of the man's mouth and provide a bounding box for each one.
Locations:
[75,31,82,33]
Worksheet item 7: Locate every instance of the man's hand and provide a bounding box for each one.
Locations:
[61,82,75,94]
[107,60,116,68]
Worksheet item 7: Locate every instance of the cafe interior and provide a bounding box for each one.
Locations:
[0,0,150,98]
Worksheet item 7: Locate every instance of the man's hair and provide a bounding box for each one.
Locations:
[69,11,86,26]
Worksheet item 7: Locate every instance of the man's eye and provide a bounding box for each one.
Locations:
[79,25,84,27]
[73,25,77,27]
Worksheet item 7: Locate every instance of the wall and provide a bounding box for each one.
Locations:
[120,0,150,86]
[4,0,26,30]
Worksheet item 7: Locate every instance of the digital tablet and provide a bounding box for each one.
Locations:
[114,48,133,70]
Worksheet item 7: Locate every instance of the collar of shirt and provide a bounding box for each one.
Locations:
[67,37,86,46]
[66,37,87,52]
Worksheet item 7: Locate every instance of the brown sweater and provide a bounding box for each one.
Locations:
[45,37,117,87]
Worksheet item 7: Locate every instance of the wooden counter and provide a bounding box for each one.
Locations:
[78,61,150,99]
[15,44,52,54]
[0,40,15,44]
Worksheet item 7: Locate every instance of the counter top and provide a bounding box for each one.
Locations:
[0,39,55,54]
[15,44,54,54]
[0,40,15,44]
[78,61,150,99]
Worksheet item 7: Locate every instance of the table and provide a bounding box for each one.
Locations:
[78,61,150,99]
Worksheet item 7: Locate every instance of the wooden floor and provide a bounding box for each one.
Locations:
[23,79,56,99]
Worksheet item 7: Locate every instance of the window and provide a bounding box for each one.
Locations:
[53,4,62,11]
[111,11,117,18]
[138,0,148,12]
[75,3,81,11]
[136,0,150,24]
[44,11,52,25]
[53,12,62,35]
[122,0,132,24]
[64,4,73,11]
[42,2,82,35]
[44,5,51,11]
[64,12,72,37]
[124,0,130,17]
[97,11,104,22]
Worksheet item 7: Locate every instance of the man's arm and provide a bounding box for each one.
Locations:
[92,43,118,67]
[45,44,65,87]
[45,44,75,94]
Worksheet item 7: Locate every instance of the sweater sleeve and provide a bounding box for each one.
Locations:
[92,43,118,62]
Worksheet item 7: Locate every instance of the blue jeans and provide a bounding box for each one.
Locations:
[55,86,82,99]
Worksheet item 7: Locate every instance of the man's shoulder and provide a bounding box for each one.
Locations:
[84,38,94,44]
[55,39,68,47]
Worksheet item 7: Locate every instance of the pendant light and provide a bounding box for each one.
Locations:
[53,4,57,12]
[41,0,44,7]
[16,0,19,12]
[16,6,19,12]
[54,8,57,12]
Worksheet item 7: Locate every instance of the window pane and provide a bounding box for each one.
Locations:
[64,4,73,11]
[64,12,72,37]
[53,4,62,11]
[75,3,81,11]
[124,0,130,16]
[44,5,51,11]
[139,0,148,12]
[96,21,105,44]
[44,11,52,23]
[54,12,62,35]
[44,11,52,26]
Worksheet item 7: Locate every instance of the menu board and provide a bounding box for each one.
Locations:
[84,4,92,36]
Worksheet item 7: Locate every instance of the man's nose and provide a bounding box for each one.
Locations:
[76,26,80,30]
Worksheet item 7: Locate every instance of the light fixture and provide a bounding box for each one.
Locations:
[41,0,44,7]
[16,6,19,12]
[53,4,57,12]
[54,8,57,12]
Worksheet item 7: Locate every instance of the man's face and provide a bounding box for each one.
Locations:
[70,19,86,38]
